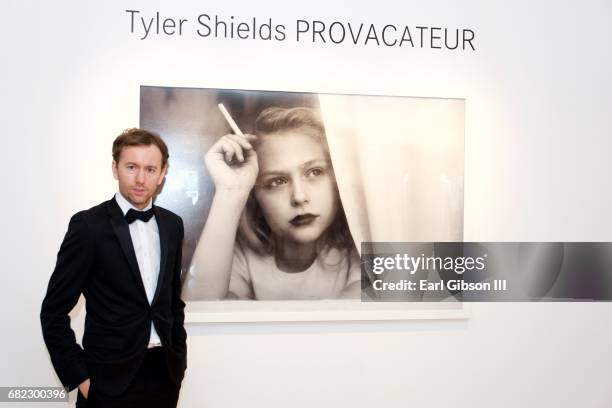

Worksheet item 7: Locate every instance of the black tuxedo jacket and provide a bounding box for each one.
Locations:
[40,197,187,396]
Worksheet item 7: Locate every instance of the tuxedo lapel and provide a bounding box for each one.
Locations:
[106,198,148,300]
[152,206,168,305]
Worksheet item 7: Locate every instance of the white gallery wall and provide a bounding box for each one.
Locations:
[1,0,612,407]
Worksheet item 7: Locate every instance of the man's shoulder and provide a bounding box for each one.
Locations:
[69,199,114,224]
[79,199,112,215]
[154,205,183,225]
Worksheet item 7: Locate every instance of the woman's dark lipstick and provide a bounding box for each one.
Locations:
[290,214,318,226]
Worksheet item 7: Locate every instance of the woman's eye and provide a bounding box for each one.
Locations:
[268,177,287,188]
[306,167,324,177]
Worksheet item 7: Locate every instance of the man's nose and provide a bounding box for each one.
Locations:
[290,180,309,206]
[135,169,146,183]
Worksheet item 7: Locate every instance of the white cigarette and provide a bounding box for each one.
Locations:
[218,103,245,137]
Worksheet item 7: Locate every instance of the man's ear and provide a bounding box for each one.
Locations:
[158,165,168,186]
[112,161,119,180]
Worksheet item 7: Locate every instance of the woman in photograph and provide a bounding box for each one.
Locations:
[183,107,360,300]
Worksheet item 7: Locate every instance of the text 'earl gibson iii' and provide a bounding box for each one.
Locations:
[372,279,508,292]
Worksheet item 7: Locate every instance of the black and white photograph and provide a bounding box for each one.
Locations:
[140,86,465,305]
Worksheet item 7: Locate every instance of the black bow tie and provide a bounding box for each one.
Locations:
[125,208,155,224]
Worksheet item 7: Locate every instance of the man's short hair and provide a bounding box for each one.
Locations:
[112,128,169,168]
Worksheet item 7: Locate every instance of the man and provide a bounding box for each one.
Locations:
[41,128,187,407]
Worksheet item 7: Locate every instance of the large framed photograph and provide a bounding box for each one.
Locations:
[141,86,466,322]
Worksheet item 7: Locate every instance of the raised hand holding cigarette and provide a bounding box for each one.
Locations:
[204,104,259,192]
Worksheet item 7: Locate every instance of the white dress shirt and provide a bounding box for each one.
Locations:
[115,192,162,348]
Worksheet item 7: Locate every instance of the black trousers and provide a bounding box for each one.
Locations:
[76,348,180,408]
